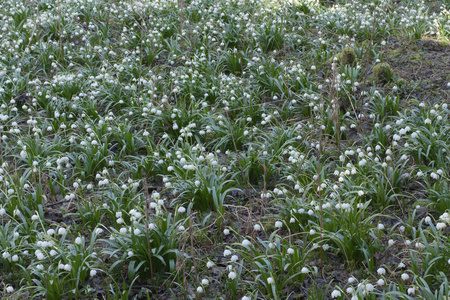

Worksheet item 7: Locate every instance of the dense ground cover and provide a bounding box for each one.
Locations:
[0,0,449,298]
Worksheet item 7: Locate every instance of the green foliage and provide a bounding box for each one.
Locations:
[102,212,181,281]
[0,0,449,298]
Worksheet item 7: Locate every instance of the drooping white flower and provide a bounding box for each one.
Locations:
[2,251,11,259]
[228,271,237,279]
[331,290,341,298]
[436,222,446,230]
[242,239,251,247]
[36,251,45,260]
[365,283,374,292]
